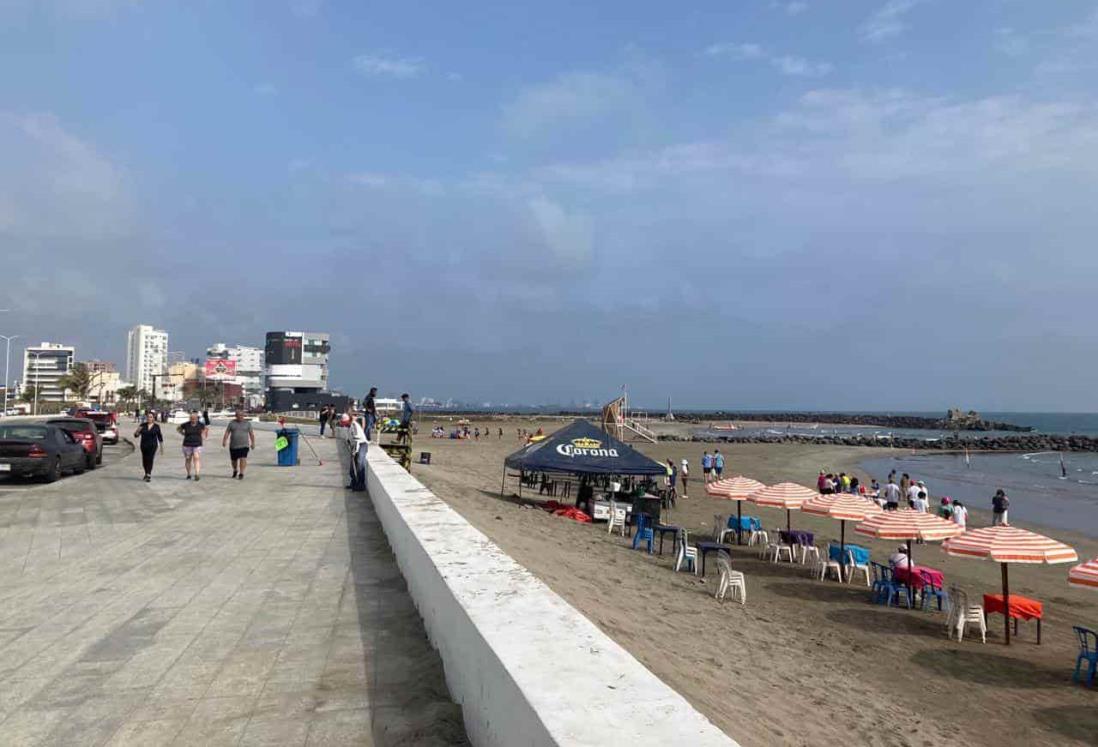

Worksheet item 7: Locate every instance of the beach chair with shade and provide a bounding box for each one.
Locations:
[845,549,871,586]
[607,501,627,537]
[946,587,986,643]
[675,528,698,574]
[714,551,745,604]
[918,569,949,613]
[1073,627,1098,686]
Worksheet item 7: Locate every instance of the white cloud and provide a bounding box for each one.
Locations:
[346,171,444,195]
[526,197,593,268]
[289,0,322,18]
[253,82,278,96]
[993,28,1029,57]
[352,54,424,79]
[705,43,831,77]
[501,72,638,138]
[704,42,764,59]
[783,2,808,16]
[770,55,832,77]
[859,0,923,44]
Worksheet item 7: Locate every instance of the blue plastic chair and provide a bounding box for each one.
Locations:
[631,514,654,554]
[918,570,949,612]
[878,565,912,609]
[869,562,888,602]
[1073,626,1098,686]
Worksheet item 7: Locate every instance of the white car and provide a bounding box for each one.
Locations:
[168,409,191,424]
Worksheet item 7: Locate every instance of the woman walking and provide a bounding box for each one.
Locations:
[177,410,208,481]
[134,411,163,482]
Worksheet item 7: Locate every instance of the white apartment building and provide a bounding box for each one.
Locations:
[207,343,265,406]
[125,324,169,398]
[21,342,75,402]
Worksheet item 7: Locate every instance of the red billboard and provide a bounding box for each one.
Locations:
[204,358,237,381]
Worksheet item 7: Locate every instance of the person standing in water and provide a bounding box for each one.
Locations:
[177,410,208,481]
[222,408,256,480]
[134,411,163,482]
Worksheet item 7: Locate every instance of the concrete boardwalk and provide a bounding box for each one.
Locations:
[0,426,467,746]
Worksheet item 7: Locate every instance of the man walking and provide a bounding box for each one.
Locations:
[680,458,690,498]
[346,413,368,491]
[701,451,713,483]
[319,405,329,437]
[363,387,378,442]
[222,408,256,480]
[399,393,414,443]
[714,449,725,479]
[177,410,208,481]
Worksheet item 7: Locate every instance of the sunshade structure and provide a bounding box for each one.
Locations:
[706,476,766,543]
[1069,557,1098,589]
[942,526,1077,645]
[802,493,883,567]
[501,419,666,496]
[855,509,964,580]
[748,482,819,532]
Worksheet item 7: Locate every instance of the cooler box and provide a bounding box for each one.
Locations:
[276,427,300,466]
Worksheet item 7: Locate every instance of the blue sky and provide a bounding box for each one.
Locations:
[3,0,1098,410]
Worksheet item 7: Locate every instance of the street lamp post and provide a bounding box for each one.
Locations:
[0,334,18,418]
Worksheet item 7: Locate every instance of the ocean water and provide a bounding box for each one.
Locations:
[859,451,1098,538]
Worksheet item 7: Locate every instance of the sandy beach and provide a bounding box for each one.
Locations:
[407,417,1098,746]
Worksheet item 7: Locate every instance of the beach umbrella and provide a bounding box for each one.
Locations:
[802,493,883,570]
[942,526,1077,645]
[706,476,766,543]
[855,509,964,590]
[1069,556,1098,589]
[748,482,818,532]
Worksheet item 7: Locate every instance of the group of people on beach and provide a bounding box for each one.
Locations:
[133,408,255,482]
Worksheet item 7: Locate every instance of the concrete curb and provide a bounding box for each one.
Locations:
[363,446,737,747]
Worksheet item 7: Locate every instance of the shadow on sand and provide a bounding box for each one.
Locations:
[340,451,470,745]
[1031,704,1098,742]
[908,647,1067,690]
[825,606,945,637]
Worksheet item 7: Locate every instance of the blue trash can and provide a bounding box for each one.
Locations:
[276,427,300,466]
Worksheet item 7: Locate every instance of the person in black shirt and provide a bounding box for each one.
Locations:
[177,410,209,481]
[134,411,163,482]
[364,387,378,440]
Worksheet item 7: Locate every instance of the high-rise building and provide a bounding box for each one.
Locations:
[125,324,169,398]
[84,360,116,374]
[264,332,344,412]
[207,343,265,407]
[21,342,75,402]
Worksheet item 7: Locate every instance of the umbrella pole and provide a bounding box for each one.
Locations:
[1002,563,1011,646]
[500,467,506,497]
[737,502,743,545]
[907,538,915,607]
[840,521,846,582]
[787,509,791,533]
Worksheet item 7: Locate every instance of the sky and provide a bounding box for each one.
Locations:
[2,0,1098,411]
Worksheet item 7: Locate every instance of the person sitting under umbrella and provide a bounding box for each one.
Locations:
[890,545,910,569]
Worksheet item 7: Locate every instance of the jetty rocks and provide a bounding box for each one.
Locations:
[690,410,1033,433]
[665,433,1098,453]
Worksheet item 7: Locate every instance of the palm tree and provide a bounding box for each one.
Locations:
[58,363,91,401]
[19,384,36,403]
[116,385,138,410]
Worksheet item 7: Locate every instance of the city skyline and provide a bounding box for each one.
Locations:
[4,2,1098,411]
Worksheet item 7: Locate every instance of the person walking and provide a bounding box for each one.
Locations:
[991,489,1010,526]
[177,410,208,481]
[680,458,690,497]
[952,500,969,529]
[701,451,713,483]
[134,411,163,482]
[713,450,725,479]
[363,387,378,441]
[319,405,329,437]
[346,413,368,491]
[202,407,210,427]
[222,408,256,480]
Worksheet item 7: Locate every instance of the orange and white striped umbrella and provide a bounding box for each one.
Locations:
[942,525,1076,645]
[942,526,1077,564]
[1069,557,1098,589]
[803,493,883,521]
[855,509,963,542]
[748,482,818,509]
[706,475,766,501]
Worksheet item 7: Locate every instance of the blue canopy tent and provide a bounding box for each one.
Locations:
[501,419,666,499]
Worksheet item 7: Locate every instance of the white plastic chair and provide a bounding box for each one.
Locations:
[714,552,746,604]
[748,527,768,548]
[713,514,735,543]
[845,549,871,586]
[817,546,843,582]
[800,543,820,566]
[675,528,699,574]
[947,587,986,643]
[767,531,795,563]
[607,501,627,537]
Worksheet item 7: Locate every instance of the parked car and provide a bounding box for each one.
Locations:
[74,411,119,445]
[0,423,86,482]
[44,417,102,470]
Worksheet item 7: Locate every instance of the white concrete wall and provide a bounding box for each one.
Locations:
[364,447,737,747]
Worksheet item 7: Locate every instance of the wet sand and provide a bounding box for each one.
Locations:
[408,417,1098,746]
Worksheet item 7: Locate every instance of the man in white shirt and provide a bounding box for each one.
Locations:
[889,546,910,568]
[913,490,929,513]
[906,482,922,507]
[680,459,690,497]
[346,414,368,491]
[882,480,901,510]
[952,501,968,529]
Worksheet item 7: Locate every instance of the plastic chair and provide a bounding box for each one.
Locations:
[607,501,627,537]
[879,565,912,608]
[675,528,698,574]
[918,570,949,612]
[845,549,871,586]
[817,546,842,582]
[768,534,795,563]
[631,514,654,554]
[870,562,888,601]
[1073,626,1098,686]
[749,528,769,551]
[714,514,735,544]
[714,552,745,604]
[800,543,820,566]
[946,587,986,643]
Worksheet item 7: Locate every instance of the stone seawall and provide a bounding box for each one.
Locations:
[664,433,1098,452]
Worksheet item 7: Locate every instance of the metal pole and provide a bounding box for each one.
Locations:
[1002,563,1011,646]
[33,351,40,415]
[0,334,17,418]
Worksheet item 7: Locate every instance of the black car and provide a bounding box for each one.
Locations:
[0,423,86,482]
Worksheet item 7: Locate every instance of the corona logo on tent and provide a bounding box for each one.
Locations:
[557,437,620,458]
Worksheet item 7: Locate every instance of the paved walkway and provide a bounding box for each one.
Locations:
[0,426,467,746]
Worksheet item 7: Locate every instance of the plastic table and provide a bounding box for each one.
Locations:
[984,594,1043,644]
[695,541,734,577]
[653,524,681,555]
